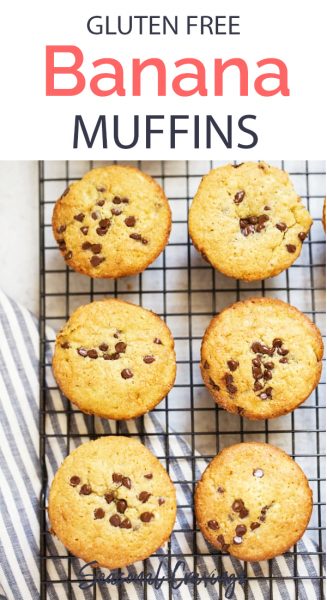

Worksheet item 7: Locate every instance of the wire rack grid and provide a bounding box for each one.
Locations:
[39,160,326,600]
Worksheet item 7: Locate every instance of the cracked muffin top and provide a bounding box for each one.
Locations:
[189,161,312,281]
[48,436,177,569]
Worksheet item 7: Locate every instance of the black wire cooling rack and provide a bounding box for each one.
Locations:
[39,160,326,600]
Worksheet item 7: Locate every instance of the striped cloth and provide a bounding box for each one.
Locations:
[0,290,323,600]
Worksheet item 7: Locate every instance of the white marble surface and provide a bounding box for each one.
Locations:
[0,161,39,315]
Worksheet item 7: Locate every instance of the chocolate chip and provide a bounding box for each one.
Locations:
[111,208,122,216]
[227,360,239,371]
[121,369,133,379]
[77,347,88,357]
[153,338,162,345]
[227,384,237,394]
[99,218,110,228]
[258,214,269,224]
[239,508,249,519]
[94,508,105,519]
[255,223,266,232]
[139,491,151,503]
[158,498,165,505]
[112,196,121,204]
[225,373,234,386]
[130,233,142,241]
[234,190,245,204]
[248,216,258,225]
[91,244,102,254]
[74,213,84,222]
[217,486,225,494]
[240,219,248,229]
[235,524,247,536]
[144,473,153,479]
[99,343,109,352]
[64,251,72,260]
[87,349,98,359]
[263,369,272,380]
[120,518,132,529]
[122,477,131,489]
[80,484,92,495]
[117,499,127,514]
[265,386,273,397]
[217,534,229,552]
[252,366,263,379]
[253,468,264,478]
[143,355,155,364]
[112,473,123,484]
[250,522,261,530]
[232,499,244,512]
[272,338,283,348]
[80,226,89,235]
[90,256,105,267]
[61,341,70,349]
[82,241,92,250]
[251,342,263,353]
[233,536,243,545]
[277,347,289,356]
[264,362,274,370]
[105,492,114,504]
[96,186,106,193]
[91,211,100,220]
[109,514,121,527]
[279,357,288,364]
[121,198,129,204]
[97,199,105,207]
[233,163,243,168]
[125,216,136,227]
[251,342,273,356]
[97,225,108,236]
[203,360,210,369]
[142,237,149,244]
[140,512,154,523]
[286,244,296,253]
[207,520,219,530]
[276,222,287,232]
[104,352,120,361]
[252,357,261,367]
[298,232,307,241]
[259,515,266,522]
[115,342,126,353]
[264,206,271,210]
[253,381,263,391]
[58,240,66,249]
[57,225,66,233]
[69,475,80,487]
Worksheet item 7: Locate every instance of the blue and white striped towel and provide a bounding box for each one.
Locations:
[0,290,323,599]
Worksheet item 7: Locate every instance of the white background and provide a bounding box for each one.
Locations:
[0,0,326,159]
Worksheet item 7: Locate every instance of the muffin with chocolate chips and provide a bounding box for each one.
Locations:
[189,162,312,281]
[195,442,312,561]
[52,165,171,278]
[52,298,176,420]
[48,436,176,568]
[201,297,323,420]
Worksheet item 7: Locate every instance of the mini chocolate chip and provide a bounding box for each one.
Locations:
[94,508,105,519]
[80,484,92,495]
[139,491,151,503]
[144,473,153,479]
[217,486,225,494]
[264,362,274,369]
[58,240,66,249]
[209,377,220,391]
[87,349,98,359]
[255,223,266,232]
[273,338,283,348]
[111,208,122,216]
[240,219,248,229]
[227,384,237,394]
[121,369,133,379]
[235,524,247,536]
[121,198,129,204]
[279,357,288,364]
[57,225,66,233]
[82,241,92,250]
[232,499,244,512]
[91,211,100,220]
[286,244,296,253]
[105,492,114,504]
[122,477,131,489]
[203,360,210,369]
[225,373,234,386]
[217,535,230,552]
[248,216,258,225]
[143,355,155,364]
[252,357,261,367]
[239,508,249,519]
[142,238,149,245]
[77,347,88,357]
[90,256,105,267]
[277,347,289,356]
[97,199,105,207]
[253,468,264,478]
[233,536,243,545]
[61,341,70,349]
[99,343,109,352]
[263,369,272,380]
[252,366,263,379]
[112,473,123,483]
[117,499,127,514]
[130,233,142,241]
[253,381,264,391]
[80,226,89,235]
[276,222,287,232]
[99,218,111,228]
[265,386,273,397]
[259,515,266,522]
[120,518,132,529]
[250,522,261,530]
[298,232,307,241]
[234,190,245,204]
[109,514,121,527]
[153,338,162,345]
[158,497,165,505]
[74,213,84,222]
[140,512,154,523]
[207,520,219,531]
[69,475,80,487]
[264,205,271,210]
[91,244,102,254]
[125,216,136,227]
[104,352,120,360]
[258,214,269,224]
[115,342,126,353]
[251,342,262,353]
[112,196,121,204]
[96,186,106,193]
[64,251,72,260]
[227,360,239,371]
